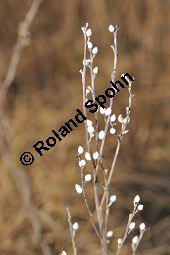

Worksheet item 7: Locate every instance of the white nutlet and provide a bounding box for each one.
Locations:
[108,24,115,32]
[86,28,92,37]
[110,195,117,203]
[85,152,91,161]
[86,88,90,95]
[139,223,145,231]
[72,222,79,230]
[92,46,98,55]
[75,184,83,194]
[93,151,99,160]
[100,107,106,115]
[105,107,112,116]
[86,119,93,127]
[85,174,92,182]
[79,159,86,167]
[134,195,140,204]
[78,146,84,154]
[110,114,116,122]
[138,204,144,211]
[108,195,117,207]
[110,127,116,134]
[98,130,105,140]
[117,238,122,245]
[129,222,136,230]
[118,114,124,123]
[87,41,93,49]
[132,236,138,244]
[123,116,130,124]
[107,230,113,238]
[93,66,99,74]
[60,251,67,255]
[87,125,95,134]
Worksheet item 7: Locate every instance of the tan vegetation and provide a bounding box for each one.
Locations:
[0,1,169,254]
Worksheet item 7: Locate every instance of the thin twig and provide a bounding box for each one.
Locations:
[0,2,55,255]
[116,204,138,255]
[0,0,42,106]
[66,207,77,255]
[132,229,146,255]
[78,155,101,239]
[81,24,103,238]
[100,138,121,208]
[95,26,118,176]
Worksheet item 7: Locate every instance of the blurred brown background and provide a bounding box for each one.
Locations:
[0,0,169,254]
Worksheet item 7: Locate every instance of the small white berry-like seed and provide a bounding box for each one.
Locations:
[110,127,116,134]
[75,184,83,194]
[60,251,67,255]
[78,146,84,154]
[118,114,124,123]
[72,222,79,230]
[132,236,138,244]
[98,130,105,140]
[129,222,136,230]
[134,195,140,203]
[93,66,99,74]
[108,24,115,32]
[105,107,112,116]
[93,151,99,160]
[110,114,116,122]
[92,46,98,55]
[86,119,93,126]
[123,116,130,124]
[79,159,86,167]
[86,28,92,37]
[107,230,113,238]
[100,107,106,114]
[108,195,117,207]
[117,238,122,244]
[138,204,144,211]
[110,195,117,203]
[87,41,93,49]
[85,174,92,182]
[86,88,90,95]
[85,152,91,161]
[139,223,145,231]
[87,125,95,134]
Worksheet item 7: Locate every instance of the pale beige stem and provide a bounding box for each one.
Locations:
[66,208,78,255]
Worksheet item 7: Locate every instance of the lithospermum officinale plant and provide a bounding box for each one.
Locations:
[61,23,147,255]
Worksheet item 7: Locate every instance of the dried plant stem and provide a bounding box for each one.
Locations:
[81,25,91,157]
[77,24,137,255]
[0,1,59,255]
[80,25,120,255]
[0,0,42,105]
[79,156,101,239]
[100,138,121,208]
[67,208,78,255]
[132,230,146,255]
[97,26,118,255]
[116,204,138,255]
[95,26,118,176]
[81,25,103,241]
[89,51,99,151]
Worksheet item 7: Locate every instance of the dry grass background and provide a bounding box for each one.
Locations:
[0,0,169,254]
